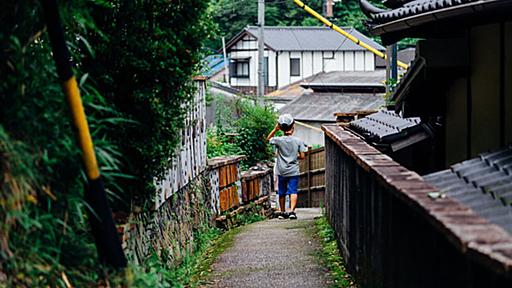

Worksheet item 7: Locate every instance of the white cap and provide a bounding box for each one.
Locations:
[278,114,294,126]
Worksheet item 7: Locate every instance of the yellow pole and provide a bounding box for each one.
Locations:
[41,0,127,268]
[62,76,100,180]
[293,0,409,70]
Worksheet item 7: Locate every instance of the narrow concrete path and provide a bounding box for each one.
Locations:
[205,208,332,288]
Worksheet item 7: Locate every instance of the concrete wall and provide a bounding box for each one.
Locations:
[227,34,376,90]
[293,121,326,146]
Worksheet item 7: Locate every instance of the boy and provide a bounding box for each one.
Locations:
[266,114,307,219]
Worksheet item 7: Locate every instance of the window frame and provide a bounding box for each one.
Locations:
[290,58,301,77]
[229,58,250,78]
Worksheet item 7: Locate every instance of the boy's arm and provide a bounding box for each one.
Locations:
[297,141,308,159]
[266,124,280,141]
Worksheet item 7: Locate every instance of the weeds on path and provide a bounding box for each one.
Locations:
[127,212,265,287]
[315,216,356,288]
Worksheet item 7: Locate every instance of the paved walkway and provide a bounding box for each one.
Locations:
[205,208,332,288]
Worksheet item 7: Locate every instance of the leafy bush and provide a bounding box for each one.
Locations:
[0,0,214,285]
[207,127,242,159]
[206,97,277,167]
[235,102,277,167]
[85,0,216,199]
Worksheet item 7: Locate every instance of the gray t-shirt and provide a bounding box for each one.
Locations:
[269,136,308,177]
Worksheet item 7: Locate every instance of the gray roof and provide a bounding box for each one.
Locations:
[423,145,512,234]
[267,70,386,98]
[279,91,385,122]
[305,70,386,87]
[244,26,385,52]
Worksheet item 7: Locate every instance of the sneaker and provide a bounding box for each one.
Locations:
[276,211,287,219]
[289,211,297,220]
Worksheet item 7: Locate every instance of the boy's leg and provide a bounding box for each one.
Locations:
[290,194,298,212]
[288,176,299,212]
[277,176,288,213]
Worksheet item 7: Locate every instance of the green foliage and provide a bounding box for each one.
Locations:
[315,216,356,288]
[207,96,277,166]
[235,101,277,167]
[206,0,417,52]
[207,127,242,159]
[117,225,238,288]
[85,0,216,198]
[0,125,100,286]
[1,0,214,285]
[232,209,266,225]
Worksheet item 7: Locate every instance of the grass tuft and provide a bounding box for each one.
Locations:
[123,211,264,287]
[314,216,357,288]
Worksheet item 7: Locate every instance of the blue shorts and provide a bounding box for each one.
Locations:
[277,175,299,197]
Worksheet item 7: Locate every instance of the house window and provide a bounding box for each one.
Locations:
[290,58,300,76]
[229,59,250,78]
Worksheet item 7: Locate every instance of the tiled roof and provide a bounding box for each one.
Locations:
[279,91,384,122]
[244,26,385,52]
[360,0,512,42]
[349,109,422,143]
[423,146,512,233]
[363,0,481,25]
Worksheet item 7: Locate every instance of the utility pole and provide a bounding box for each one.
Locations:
[385,44,398,95]
[391,44,398,82]
[257,0,265,104]
[222,36,230,86]
[386,45,391,95]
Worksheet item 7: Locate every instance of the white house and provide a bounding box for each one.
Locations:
[223,26,385,94]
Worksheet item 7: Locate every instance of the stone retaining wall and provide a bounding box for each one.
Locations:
[121,156,273,267]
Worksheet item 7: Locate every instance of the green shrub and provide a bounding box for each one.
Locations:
[206,98,277,166]
[207,127,242,159]
[235,101,277,167]
[0,0,214,285]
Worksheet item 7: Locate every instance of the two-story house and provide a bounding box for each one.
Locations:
[223,26,385,94]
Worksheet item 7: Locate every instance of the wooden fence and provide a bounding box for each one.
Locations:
[298,146,325,207]
[323,124,512,287]
[154,79,207,209]
[208,156,244,214]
